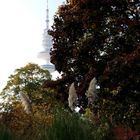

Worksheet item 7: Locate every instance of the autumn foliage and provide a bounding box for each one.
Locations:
[48,0,140,130]
[0,0,140,139]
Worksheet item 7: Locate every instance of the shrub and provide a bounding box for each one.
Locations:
[0,125,14,140]
[45,109,94,140]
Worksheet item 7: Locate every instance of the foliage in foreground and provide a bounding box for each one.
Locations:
[47,108,114,140]
[46,110,94,140]
[0,108,113,140]
[0,125,15,140]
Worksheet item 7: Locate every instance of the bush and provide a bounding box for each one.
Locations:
[0,125,14,140]
[45,109,94,140]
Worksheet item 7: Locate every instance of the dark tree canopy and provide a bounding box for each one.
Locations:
[49,0,140,127]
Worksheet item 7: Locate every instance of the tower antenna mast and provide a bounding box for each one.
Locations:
[46,0,49,30]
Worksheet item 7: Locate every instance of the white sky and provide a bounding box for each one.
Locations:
[0,0,64,91]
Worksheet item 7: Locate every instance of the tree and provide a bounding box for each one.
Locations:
[49,0,140,128]
[0,63,65,135]
[1,63,51,111]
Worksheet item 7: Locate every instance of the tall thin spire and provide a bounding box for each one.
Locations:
[46,0,49,31]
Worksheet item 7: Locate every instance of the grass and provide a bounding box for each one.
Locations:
[0,124,14,140]
[0,108,113,140]
[45,109,94,140]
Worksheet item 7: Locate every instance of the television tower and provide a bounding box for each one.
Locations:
[38,0,55,73]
